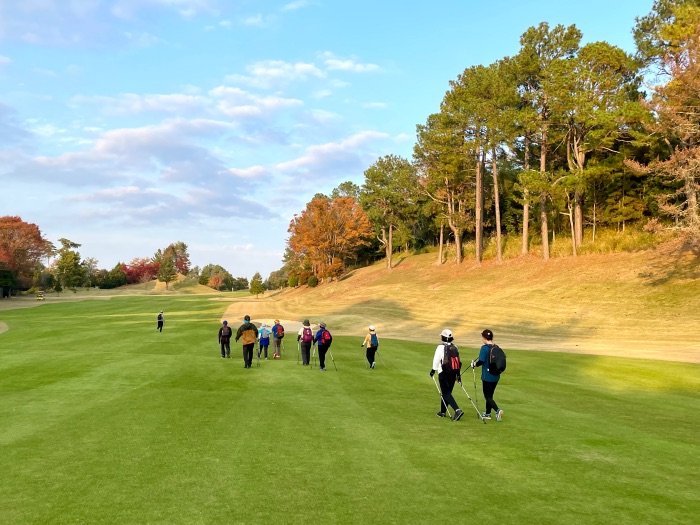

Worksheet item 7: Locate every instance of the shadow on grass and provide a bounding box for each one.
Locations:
[334,299,415,322]
[640,238,700,285]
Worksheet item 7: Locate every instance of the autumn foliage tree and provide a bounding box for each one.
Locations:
[288,196,373,281]
[0,216,48,288]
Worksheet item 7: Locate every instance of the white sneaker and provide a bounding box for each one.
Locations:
[371,362,375,369]
[496,409,503,421]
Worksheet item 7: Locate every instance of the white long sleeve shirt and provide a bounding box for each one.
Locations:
[432,344,446,373]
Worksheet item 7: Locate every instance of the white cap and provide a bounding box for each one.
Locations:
[440,329,453,339]
[369,325,375,331]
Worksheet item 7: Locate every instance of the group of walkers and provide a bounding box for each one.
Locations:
[214,313,505,422]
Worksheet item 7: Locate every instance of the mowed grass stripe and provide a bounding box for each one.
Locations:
[0,297,698,524]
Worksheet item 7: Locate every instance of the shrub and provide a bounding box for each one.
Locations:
[288,275,299,288]
[307,275,318,287]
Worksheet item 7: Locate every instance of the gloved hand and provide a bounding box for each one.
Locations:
[429,369,435,377]
[457,375,462,385]
[470,360,476,369]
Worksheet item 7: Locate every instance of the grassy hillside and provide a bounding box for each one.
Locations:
[231,238,700,363]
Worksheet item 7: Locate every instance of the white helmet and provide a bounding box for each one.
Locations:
[440,329,453,339]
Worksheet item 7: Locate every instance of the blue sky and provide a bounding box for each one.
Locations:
[0,0,654,279]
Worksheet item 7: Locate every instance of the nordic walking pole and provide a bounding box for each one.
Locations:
[297,341,300,365]
[311,343,316,369]
[329,349,338,371]
[431,375,453,419]
[472,365,479,406]
[376,349,387,368]
[458,378,486,423]
[256,341,260,368]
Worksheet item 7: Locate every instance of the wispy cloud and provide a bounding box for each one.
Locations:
[282,1,312,11]
[0,55,11,67]
[210,86,303,118]
[72,93,211,116]
[321,52,381,73]
[276,130,390,176]
[225,60,325,89]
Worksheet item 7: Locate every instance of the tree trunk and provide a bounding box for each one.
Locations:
[475,151,484,264]
[386,224,393,270]
[540,123,550,261]
[437,223,445,265]
[574,189,583,247]
[522,135,530,255]
[492,148,503,262]
[685,171,700,234]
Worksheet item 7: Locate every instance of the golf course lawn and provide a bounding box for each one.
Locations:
[1,295,698,524]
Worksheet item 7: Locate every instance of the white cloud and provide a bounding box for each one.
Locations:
[225,60,325,89]
[229,166,267,178]
[362,102,388,109]
[282,1,311,11]
[243,14,266,27]
[276,130,390,174]
[0,55,11,66]
[72,93,211,116]
[210,86,303,118]
[321,52,381,73]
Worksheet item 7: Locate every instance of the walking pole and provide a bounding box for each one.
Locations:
[375,350,387,368]
[311,343,316,369]
[472,365,479,406]
[431,375,453,419]
[297,341,301,365]
[256,341,261,368]
[458,378,486,423]
[329,349,338,371]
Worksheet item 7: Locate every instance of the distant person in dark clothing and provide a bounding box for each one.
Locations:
[314,322,333,371]
[157,311,164,332]
[218,320,232,358]
[235,315,258,368]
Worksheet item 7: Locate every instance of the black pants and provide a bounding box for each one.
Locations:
[220,341,230,357]
[438,371,460,413]
[157,321,163,332]
[258,343,269,358]
[366,346,377,366]
[242,343,254,367]
[482,380,500,414]
[318,345,329,369]
[300,342,311,365]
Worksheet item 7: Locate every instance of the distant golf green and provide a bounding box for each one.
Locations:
[1,296,698,524]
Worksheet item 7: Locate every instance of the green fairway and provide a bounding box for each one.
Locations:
[1,297,698,525]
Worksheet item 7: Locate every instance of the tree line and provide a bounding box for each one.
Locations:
[0,216,258,294]
[277,0,700,286]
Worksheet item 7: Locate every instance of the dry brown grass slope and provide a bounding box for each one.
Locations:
[230,239,700,363]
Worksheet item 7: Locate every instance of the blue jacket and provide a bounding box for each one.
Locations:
[477,344,500,383]
[314,328,332,348]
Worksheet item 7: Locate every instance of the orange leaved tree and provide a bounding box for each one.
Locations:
[288,196,373,281]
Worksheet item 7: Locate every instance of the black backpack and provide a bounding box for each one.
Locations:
[442,343,461,372]
[488,344,507,375]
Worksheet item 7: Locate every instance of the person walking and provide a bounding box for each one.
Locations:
[156,310,164,332]
[360,325,379,369]
[218,320,232,358]
[235,315,258,368]
[258,323,271,359]
[313,322,333,371]
[272,319,284,358]
[430,329,464,421]
[470,329,504,421]
[297,319,313,366]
